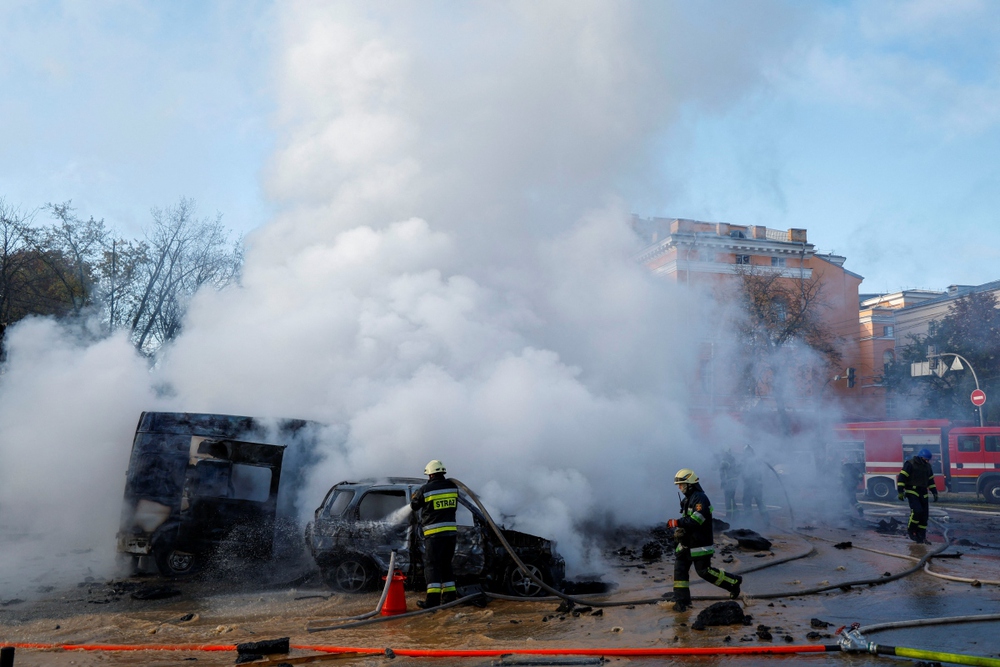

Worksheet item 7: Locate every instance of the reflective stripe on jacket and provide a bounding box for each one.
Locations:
[410,477,459,536]
[897,456,937,494]
[676,486,715,550]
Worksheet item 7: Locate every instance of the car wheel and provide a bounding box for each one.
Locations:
[323,557,376,593]
[154,544,201,577]
[504,561,548,597]
[867,477,894,500]
[983,480,1000,504]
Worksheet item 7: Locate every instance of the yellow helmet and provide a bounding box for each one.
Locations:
[674,468,699,485]
[424,459,446,475]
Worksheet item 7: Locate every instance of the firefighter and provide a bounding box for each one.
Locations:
[718,449,740,518]
[410,460,459,608]
[667,468,743,612]
[840,458,865,517]
[897,448,938,543]
[740,445,769,526]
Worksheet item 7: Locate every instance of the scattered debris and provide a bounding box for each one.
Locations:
[756,624,773,641]
[641,542,662,562]
[691,601,751,631]
[834,542,853,549]
[724,529,772,551]
[131,586,181,601]
[242,637,290,655]
[877,518,904,534]
[810,618,831,628]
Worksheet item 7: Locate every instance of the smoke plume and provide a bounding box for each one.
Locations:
[0,1,812,594]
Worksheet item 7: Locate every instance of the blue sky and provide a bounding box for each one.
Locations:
[1,1,999,291]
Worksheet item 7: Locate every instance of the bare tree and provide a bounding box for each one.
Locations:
[38,202,109,316]
[0,199,88,337]
[125,198,243,354]
[0,199,34,331]
[723,264,842,432]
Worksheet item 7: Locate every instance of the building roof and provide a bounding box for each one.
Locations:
[896,278,1000,313]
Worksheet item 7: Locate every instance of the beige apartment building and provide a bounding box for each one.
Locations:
[858,281,1000,416]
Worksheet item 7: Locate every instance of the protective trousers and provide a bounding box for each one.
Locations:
[423,533,457,606]
[673,547,741,604]
[906,491,930,543]
[723,484,738,518]
[741,484,768,525]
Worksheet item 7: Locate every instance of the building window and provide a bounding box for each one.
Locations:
[774,300,787,322]
[770,257,786,267]
[883,325,894,337]
[883,349,895,375]
[735,255,751,265]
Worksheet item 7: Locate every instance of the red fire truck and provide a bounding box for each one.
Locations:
[833,420,1000,504]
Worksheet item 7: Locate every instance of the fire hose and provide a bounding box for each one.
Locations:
[309,478,966,632]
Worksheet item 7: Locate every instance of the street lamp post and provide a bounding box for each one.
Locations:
[929,351,985,427]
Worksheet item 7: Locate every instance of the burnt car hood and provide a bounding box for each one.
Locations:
[499,528,554,551]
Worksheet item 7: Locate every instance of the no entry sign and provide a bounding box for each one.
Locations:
[971,389,986,406]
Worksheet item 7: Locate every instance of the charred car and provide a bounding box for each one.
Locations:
[116,412,318,577]
[305,478,565,596]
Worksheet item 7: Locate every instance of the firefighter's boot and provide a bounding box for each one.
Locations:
[417,592,441,609]
[729,573,743,600]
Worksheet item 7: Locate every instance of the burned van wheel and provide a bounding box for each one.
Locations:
[983,480,1000,504]
[154,544,201,577]
[322,557,376,593]
[504,562,548,597]
[867,477,894,501]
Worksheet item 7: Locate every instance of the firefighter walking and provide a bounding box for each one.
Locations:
[897,448,938,544]
[668,468,742,612]
[741,445,769,526]
[410,460,459,608]
[718,449,740,518]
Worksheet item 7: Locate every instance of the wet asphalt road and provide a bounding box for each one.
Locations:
[1,497,999,666]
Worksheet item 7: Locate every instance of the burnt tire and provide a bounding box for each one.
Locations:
[154,544,202,577]
[503,561,549,598]
[867,477,895,501]
[983,480,1000,504]
[322,557,377,593]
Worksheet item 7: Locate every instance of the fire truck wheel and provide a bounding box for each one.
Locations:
[983,479,1000,504]
[867,477,895,501]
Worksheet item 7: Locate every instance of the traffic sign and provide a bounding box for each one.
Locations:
[971,389,986,406]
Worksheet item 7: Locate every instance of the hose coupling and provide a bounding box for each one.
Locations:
[837,623,876,653]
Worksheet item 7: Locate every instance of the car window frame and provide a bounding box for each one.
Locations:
[355,487,409,522]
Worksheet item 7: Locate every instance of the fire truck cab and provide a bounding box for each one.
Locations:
[834,420,1000,503]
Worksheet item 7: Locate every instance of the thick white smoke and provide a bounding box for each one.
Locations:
[0,1,808,593]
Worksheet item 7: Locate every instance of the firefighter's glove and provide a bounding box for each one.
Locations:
[932,492,939,502]
[673,527,686,540]
[897,492,905,501]
[666,519,679,529]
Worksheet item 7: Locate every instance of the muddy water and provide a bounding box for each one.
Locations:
[2,502,999,666]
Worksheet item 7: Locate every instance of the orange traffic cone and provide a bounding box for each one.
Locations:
[381,570,407,616]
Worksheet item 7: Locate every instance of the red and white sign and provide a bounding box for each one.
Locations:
[971,389,986,406]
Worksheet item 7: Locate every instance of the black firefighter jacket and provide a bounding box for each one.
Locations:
[676,486,715,557]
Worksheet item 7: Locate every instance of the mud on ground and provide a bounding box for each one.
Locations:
[2,497,1000,666]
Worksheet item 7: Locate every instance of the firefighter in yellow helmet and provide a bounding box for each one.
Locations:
[667,468,743,611]
[410,460,460,608]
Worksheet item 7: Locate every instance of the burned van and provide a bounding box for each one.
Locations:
[116,411,317,576]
